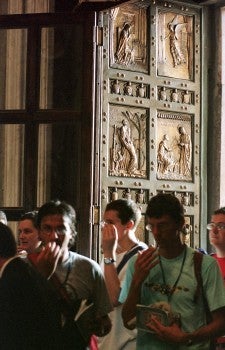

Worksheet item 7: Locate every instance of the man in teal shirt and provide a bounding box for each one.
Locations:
[120,193,225,349]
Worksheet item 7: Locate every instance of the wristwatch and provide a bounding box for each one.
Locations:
[104,257,116,265]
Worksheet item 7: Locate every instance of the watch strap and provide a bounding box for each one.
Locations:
[104,257,116,265]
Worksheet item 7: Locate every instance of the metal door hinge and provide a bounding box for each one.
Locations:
[92,205,100,225]
[94,26,103,46]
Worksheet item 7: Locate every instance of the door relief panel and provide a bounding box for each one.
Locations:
[109,5,147,72]
[157,111,192,181]
[108,105,147,178]
[157,10,194,80]
[99,0,201,249]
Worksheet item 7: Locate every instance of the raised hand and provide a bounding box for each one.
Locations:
[35,242,62,278]
[133,246,159,284]
[101,223,118,258]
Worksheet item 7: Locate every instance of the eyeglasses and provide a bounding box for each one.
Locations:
[40,226,67,236]
[207,223,225,231]
[145,223,170,233]
[100,221,107,229]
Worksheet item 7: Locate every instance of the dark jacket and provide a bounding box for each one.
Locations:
[0,257,62,349]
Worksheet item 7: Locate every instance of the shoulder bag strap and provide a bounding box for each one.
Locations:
[117,244,146,275]
[193,251,211,321]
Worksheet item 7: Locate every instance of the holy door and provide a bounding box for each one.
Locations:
[95,0,203,256]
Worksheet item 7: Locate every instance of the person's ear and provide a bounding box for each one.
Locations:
[126,220,135,230]
[178,217,185,231]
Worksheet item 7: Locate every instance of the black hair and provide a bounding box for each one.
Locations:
[19,211,38,229]
[146,193,184,224]
[0,223,17,258]
[37,200,77,245]
[214,207,225,215]
[105,199,141,226]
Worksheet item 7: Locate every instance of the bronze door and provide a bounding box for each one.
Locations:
[95,0,203,256]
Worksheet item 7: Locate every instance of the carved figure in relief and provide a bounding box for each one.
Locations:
[114,149,123,173]
[136,189,144,204]
[182,192,190,206]
[180,223,192,246]
[111,187,118,201]
[178,126,191,176]
[115,23,134,65]
[109,110,146,178]
[112,79,120,94]
[183,90,190,104]
[125,81,133,96]
[171,88,179,103]
[124,188,132,200]
[160,87,167,101]
[119,119,138,174]
[167,18,187,67]
[138,83,145,98]
[157,134,174,174]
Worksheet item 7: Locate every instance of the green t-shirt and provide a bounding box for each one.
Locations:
[119,246,225,349]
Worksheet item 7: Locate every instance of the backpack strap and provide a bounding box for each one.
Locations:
[193,251,216,349]
[117,244,146,275]
[193,251,203,303]
[193,251,211,321]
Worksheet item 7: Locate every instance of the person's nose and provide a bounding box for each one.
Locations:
[49,230,59,240]
[19,231,25,238]
[211,225,219,234]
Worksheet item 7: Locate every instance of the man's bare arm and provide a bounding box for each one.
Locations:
[122,247,158,329]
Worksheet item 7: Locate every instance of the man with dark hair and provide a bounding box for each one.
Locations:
[33,200,112,349]
[0,222,62,349]
[121,193,225,349]
[18,211,42,255]
[98,199,147,350]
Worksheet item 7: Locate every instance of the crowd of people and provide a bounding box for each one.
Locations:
[0,193,225,349]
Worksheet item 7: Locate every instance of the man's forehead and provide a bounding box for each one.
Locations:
[41,214,71,224]
[212,213,225,222]
[104,210,119,220]
[147,214,174,222]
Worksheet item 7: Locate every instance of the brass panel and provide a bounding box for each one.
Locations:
[99,0,202,250]
[109,4,148,72]
[157,111,192,181]
[108,105,147,178]
[157,10,194,80]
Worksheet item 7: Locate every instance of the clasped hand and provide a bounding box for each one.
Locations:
[146,316,186,344]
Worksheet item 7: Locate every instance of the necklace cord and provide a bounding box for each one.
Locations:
[159,246,187,301]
